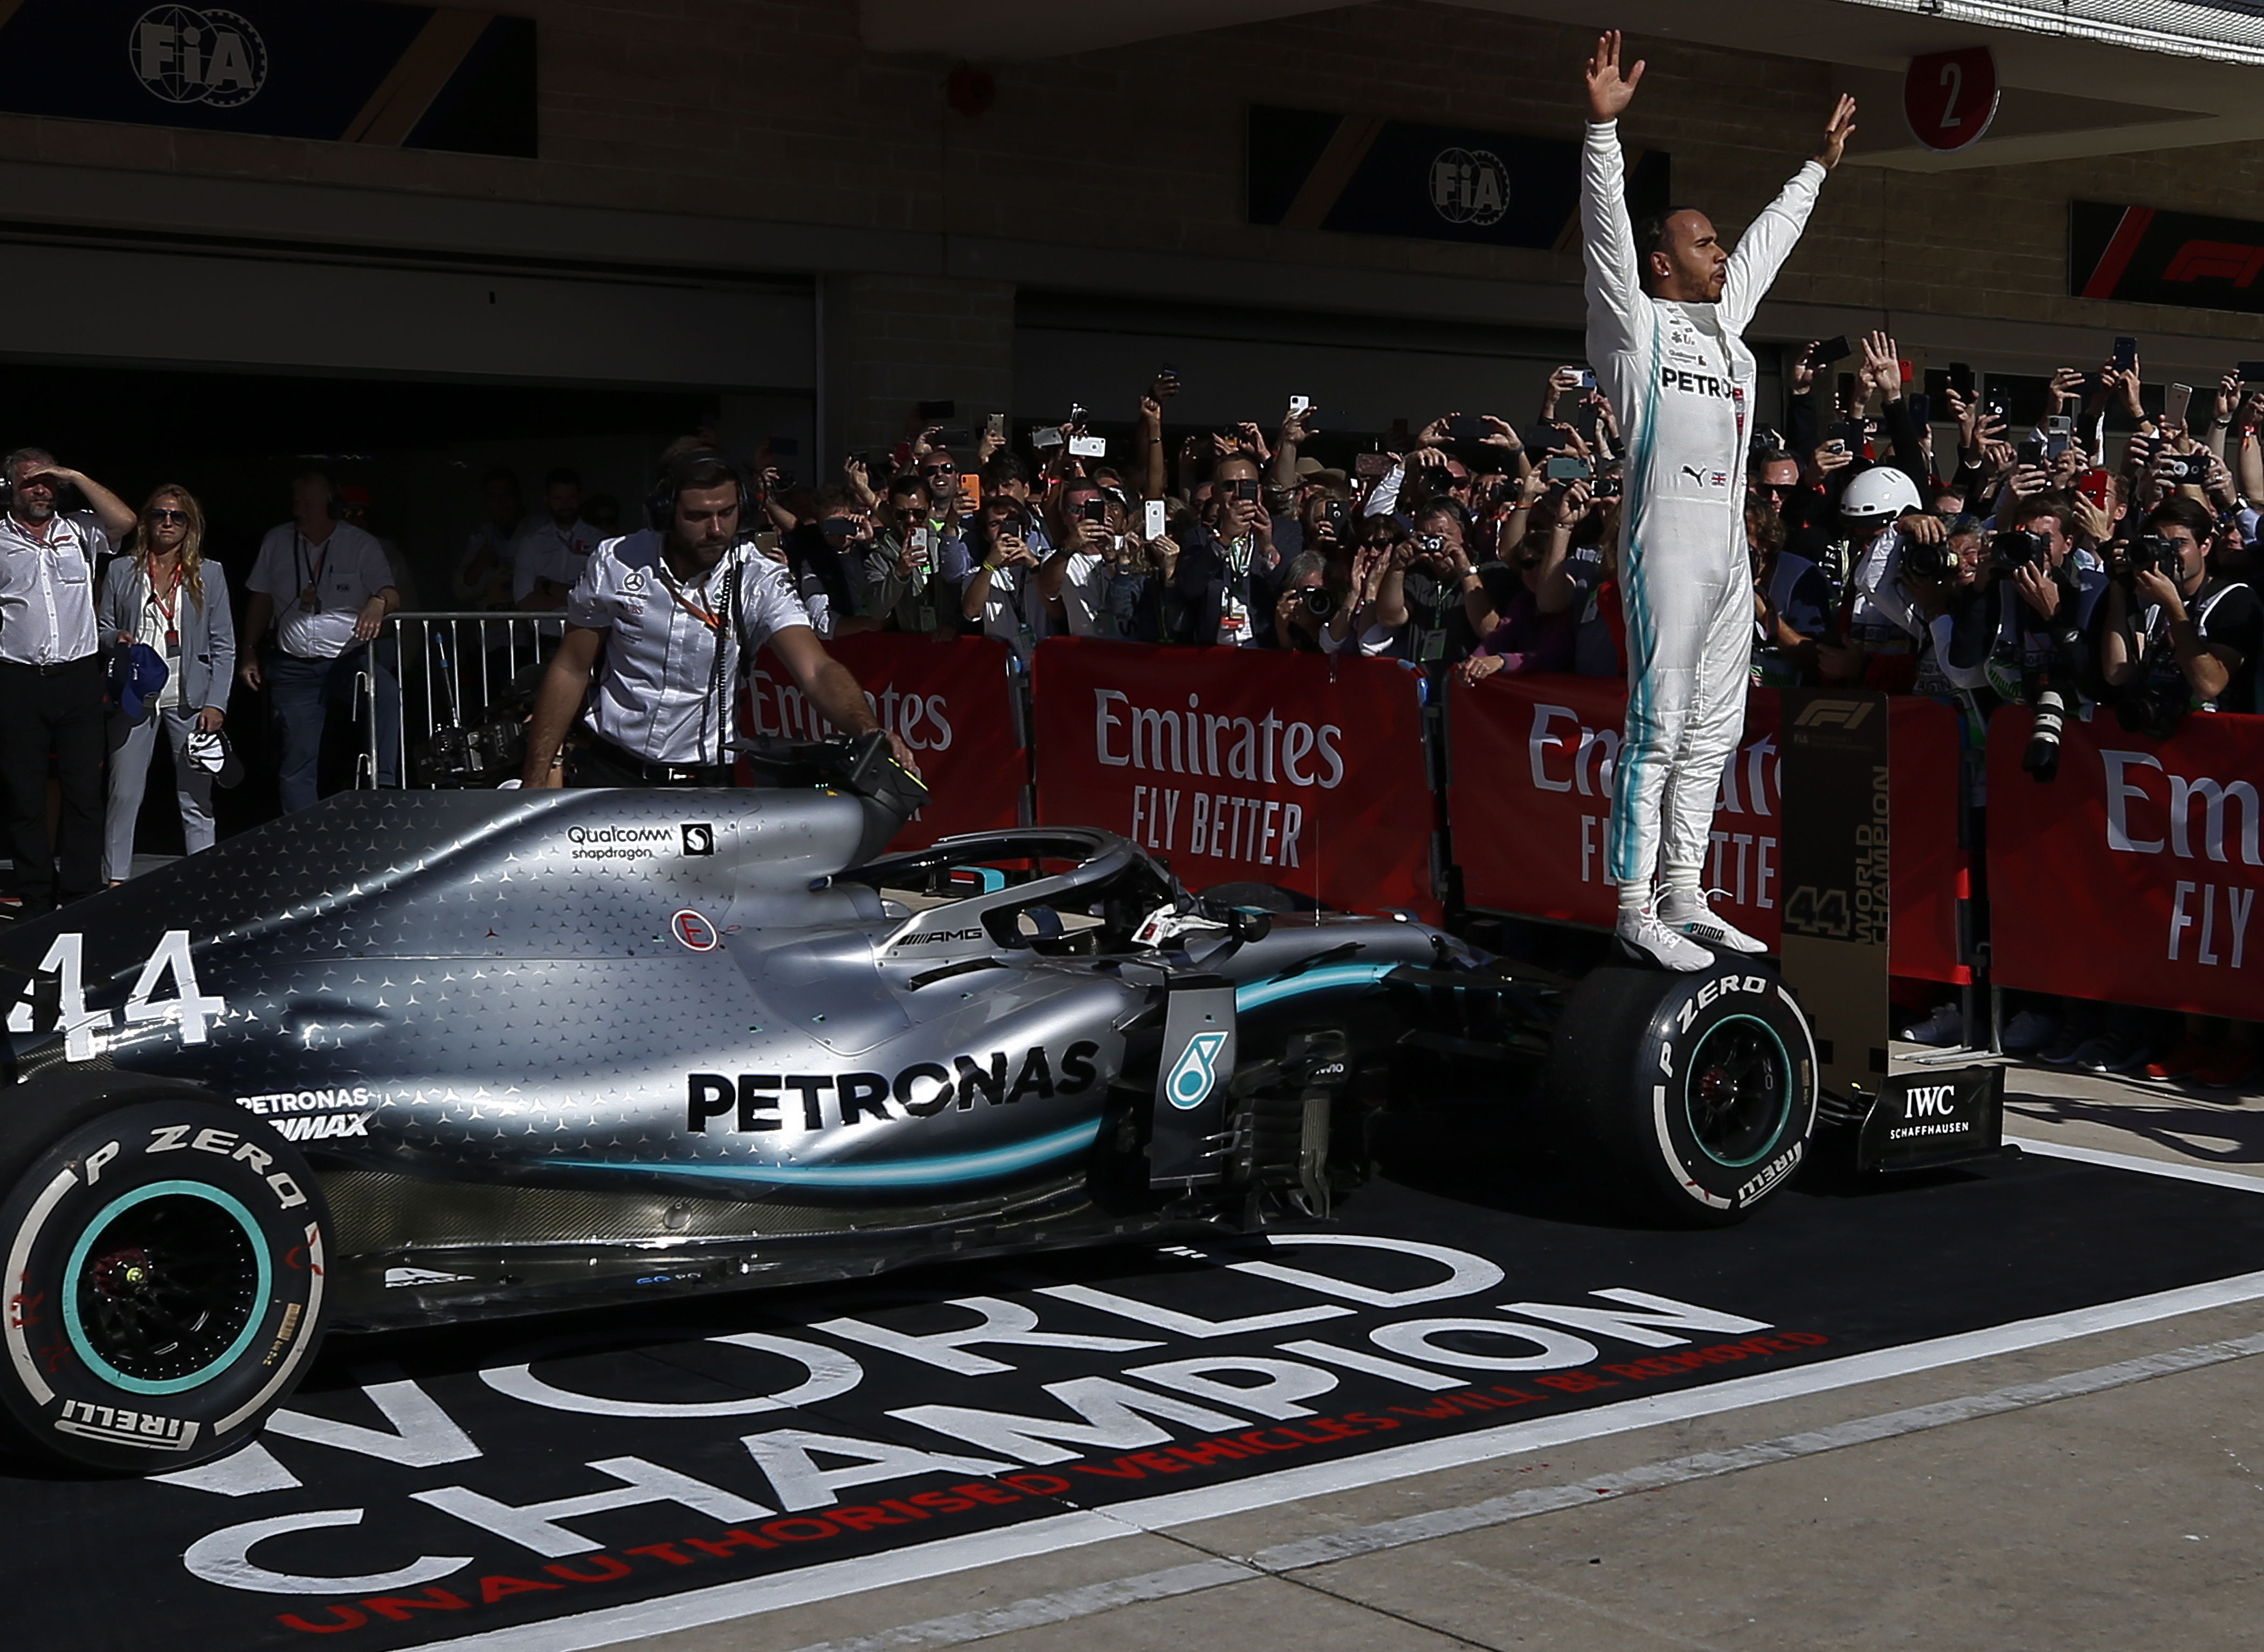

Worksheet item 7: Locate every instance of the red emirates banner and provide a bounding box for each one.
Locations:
[1989,707,2264,1018]
[1448,673,1968,983]
[1031,638,1440,922]
[749,633,1025,849]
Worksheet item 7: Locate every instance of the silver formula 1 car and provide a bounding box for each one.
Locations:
[0,737,1824,1471]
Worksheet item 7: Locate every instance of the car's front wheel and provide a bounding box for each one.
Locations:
[0,1097,331,1473]
[1547,960,1818,1226]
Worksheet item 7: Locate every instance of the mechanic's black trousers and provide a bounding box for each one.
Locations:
[0,654,108,913]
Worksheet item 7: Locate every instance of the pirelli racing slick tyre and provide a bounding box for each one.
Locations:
[1548,960,1817,1227]
[0,1096,331,1473]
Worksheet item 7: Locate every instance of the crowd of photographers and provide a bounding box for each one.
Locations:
[8,335,2254,1084]
[738,341,2256,1085]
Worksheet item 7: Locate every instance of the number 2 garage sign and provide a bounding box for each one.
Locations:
[1904,46,1999,153]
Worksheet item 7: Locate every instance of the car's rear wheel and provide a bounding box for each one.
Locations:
[0,1097,330,1473]
[1546,960,1818,1226]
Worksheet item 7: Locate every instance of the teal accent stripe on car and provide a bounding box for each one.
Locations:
[1233,962,1399,1013]
[1609,304,1665,885]
[552,1118,1104,1190]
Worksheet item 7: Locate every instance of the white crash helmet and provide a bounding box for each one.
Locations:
[1838,465,1922,522]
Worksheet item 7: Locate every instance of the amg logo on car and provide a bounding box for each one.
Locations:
[896,927,987,948]
[53,1399,198,1451]
[689,1041,1102,1131]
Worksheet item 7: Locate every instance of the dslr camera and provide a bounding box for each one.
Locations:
[1297,585,1335,619]
[2116,675,2190,741]
[2123,533,2168,577]
[1992,527,2052,571]
[1899,530,1959,583]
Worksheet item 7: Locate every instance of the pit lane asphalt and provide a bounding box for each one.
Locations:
[8,1054,2262,1652]
[683,1059,2262,1652]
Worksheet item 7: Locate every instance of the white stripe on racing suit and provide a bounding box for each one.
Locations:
[1581,118,1824,894]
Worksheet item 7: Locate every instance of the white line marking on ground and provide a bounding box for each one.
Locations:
[419,1268,2264,1652]
[2007,1134,2264,1192]
[773,1330,2264,1652]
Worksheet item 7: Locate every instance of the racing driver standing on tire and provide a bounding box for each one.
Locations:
[1580,32,1856,970]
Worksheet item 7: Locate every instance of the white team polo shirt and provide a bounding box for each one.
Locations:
[246,521,396,659]
[569,530,812,765]
[0,508,110,665]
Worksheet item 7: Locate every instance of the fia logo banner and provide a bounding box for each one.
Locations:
[1429,147,1509,228]
[1165,1031,1228,1110]
[130,6,267,108]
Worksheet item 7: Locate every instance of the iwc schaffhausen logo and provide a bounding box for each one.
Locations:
[129,6,268,108]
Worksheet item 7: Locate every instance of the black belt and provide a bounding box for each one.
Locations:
[0,653,100,676]
[574,728,735,786]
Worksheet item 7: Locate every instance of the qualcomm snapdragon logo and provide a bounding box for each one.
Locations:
[130,6,267,108]
[1165,1031,1228,1110]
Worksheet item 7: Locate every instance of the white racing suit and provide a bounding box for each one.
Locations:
[1581,119,1824,898]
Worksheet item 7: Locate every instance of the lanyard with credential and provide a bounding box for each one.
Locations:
[656,553,741,764]
[146,561,181,650]
[654,561,723,632]
[294,534,328,612]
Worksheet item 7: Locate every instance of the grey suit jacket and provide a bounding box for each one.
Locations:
[99,556,237,711]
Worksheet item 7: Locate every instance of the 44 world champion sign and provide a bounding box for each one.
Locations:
[0,0,535,156]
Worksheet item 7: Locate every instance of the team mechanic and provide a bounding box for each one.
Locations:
[522,442,916,787]
[1581,32,1856,970]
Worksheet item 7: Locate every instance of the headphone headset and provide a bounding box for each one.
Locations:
[644,447,750,534]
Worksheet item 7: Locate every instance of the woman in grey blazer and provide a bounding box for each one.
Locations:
[99,484,236,882]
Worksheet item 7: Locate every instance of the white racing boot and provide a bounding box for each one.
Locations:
[1614,904,1713,971]
[1658,887,1769,956]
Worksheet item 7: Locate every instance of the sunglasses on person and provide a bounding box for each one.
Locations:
[146,508,189,524]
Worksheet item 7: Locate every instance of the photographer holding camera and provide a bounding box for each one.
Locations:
[961,496,1046,663]
[858,474,942,633]
[1271,554,1340,653]
[784,488,880,639]
[2100,495,2259,725]
[1949,490,2108,780]
[1043,481,1177,642]
[1172,452,1282,647]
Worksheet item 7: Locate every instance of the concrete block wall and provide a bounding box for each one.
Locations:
[825,273,1016,456]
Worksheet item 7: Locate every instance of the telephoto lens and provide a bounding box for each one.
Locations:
[2023,686,2068,781]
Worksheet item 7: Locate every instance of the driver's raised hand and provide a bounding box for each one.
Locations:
[1584,30,1645,123]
